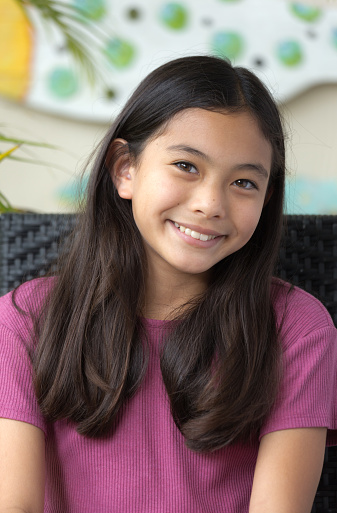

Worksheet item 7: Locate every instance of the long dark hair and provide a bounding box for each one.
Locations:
[28,56,285,451]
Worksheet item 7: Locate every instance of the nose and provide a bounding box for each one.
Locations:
[190,180,227,219]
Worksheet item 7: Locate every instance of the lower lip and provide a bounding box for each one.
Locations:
[169,221,224,248]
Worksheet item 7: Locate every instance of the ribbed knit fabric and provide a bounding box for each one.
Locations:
[0,278,336,512]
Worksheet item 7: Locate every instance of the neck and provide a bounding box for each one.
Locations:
[143,264,209,320]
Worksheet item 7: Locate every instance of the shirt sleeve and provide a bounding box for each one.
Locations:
[0,287,47,434]
[259,324,337,446]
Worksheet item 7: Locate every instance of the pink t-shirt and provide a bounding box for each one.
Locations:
[0,278,336,512]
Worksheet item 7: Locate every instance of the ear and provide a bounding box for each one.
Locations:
[109,138,134,200]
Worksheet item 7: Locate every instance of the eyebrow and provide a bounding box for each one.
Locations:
[167,144,270,180]
[231,163,269,180]
[167,144,209,161]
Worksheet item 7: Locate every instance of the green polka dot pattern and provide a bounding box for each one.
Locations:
[159,3,188,30]
[212,31,244,60]
[73,0,106,21]
[104,38,135,68]
[48,68,79,98]
[276,40,303,67]
[290,3,321,22]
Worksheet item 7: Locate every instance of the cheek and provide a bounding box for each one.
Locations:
[152,178,184,209]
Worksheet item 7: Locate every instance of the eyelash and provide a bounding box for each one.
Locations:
[233,179,258,190]
[174,161,198,174]
[174,162,258,190]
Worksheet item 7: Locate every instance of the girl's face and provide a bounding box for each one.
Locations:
[115,108,272,282]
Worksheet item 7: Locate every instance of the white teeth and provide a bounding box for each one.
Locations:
[175,222,186,233]
[173,222,217,241]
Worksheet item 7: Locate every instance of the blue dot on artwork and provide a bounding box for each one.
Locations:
[290,3,321,22]
[160,3,188,30]
[73,0,106,21]
[277,40,303,66]
[48,68,79,98]
[212,31,244,60]
[104,38,135,68]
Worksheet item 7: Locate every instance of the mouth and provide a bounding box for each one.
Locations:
[173,222,219,241]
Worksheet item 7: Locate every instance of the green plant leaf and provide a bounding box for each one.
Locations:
[0,191,14,212]
[0,145,20,161]
[16,0,108,86]
[0,133,58,149]
[7,155,73,175]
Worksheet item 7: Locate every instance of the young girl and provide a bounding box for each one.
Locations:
[0,56,336,513]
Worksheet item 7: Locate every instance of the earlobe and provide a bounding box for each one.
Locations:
[109,138,134,200]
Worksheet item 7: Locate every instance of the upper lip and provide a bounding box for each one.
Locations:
[172,221,223,237]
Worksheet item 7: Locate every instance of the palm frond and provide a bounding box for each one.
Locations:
[0,191,14,212]
[7,155,73,175]
[0,145,20,161]
[0,134,58,149]
[15,0,108,86]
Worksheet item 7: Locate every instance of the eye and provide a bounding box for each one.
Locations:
[233,179,258,190]
[174,161,198,174]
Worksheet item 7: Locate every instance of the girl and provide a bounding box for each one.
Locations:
[0,55,336,513]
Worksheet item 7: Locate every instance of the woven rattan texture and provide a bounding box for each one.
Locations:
[0,213,75,296]
[0,213,337,512]
[277,215,337,326]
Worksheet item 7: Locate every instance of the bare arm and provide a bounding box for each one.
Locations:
[249,427,326,513]
[0,419,45,513]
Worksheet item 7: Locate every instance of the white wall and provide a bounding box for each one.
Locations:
[0,83,336,213]
[284,83,337,181]
[0,98,107,212]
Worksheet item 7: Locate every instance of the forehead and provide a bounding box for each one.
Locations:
[148,108,272,169]
[161,107,264,137]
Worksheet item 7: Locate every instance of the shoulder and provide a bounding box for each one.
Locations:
[271,278,336,347]
[262,280,337,444]
[0,277,55,338]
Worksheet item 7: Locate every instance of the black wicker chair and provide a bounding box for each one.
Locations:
[0,213,336,512]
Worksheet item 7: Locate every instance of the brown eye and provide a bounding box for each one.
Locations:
[175,161,198,174]
[234,179,257,190]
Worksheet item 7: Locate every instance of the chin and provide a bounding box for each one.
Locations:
[174,262,214,276]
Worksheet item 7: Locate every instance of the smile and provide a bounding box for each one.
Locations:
[174,222,217,241]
